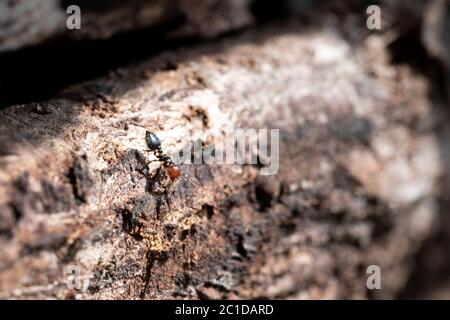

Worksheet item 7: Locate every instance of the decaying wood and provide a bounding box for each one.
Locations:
[0,0,252,52]
[0,20,447,299]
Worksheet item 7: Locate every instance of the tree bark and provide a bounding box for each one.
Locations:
[0,19,448,299]
[0,0,252,52]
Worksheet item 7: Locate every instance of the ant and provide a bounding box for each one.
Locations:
[145,131,181,181]
[124,131,200,235]
[121,131,182,234]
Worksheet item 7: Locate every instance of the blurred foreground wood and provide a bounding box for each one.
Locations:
[0,21,447,299]
[0,0,252,52]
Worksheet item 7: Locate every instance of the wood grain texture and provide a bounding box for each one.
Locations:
[0,20,447,299]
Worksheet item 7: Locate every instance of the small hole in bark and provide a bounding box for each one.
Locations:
[254,183,273,211]
[179,229,189,241]
[197,204,214,219]
[236,234,248,258]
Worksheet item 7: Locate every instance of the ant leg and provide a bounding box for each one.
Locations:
[149,165,163,181]
[181,168,198,187]
[145,159,160,165]
[185,176,199,189]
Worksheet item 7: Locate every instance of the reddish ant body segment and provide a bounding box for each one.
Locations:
[145,131,181,181]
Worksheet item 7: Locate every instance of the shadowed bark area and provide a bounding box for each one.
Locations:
[0,0,254,108]
[0,0,253,52]
[0,17,448,299]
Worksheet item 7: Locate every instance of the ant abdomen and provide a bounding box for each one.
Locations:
[166,164,181,180]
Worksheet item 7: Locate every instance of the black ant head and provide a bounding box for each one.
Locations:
[145,131,161,151]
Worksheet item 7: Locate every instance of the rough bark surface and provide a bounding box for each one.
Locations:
[0,19,448,299]
[0,0,252,52]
